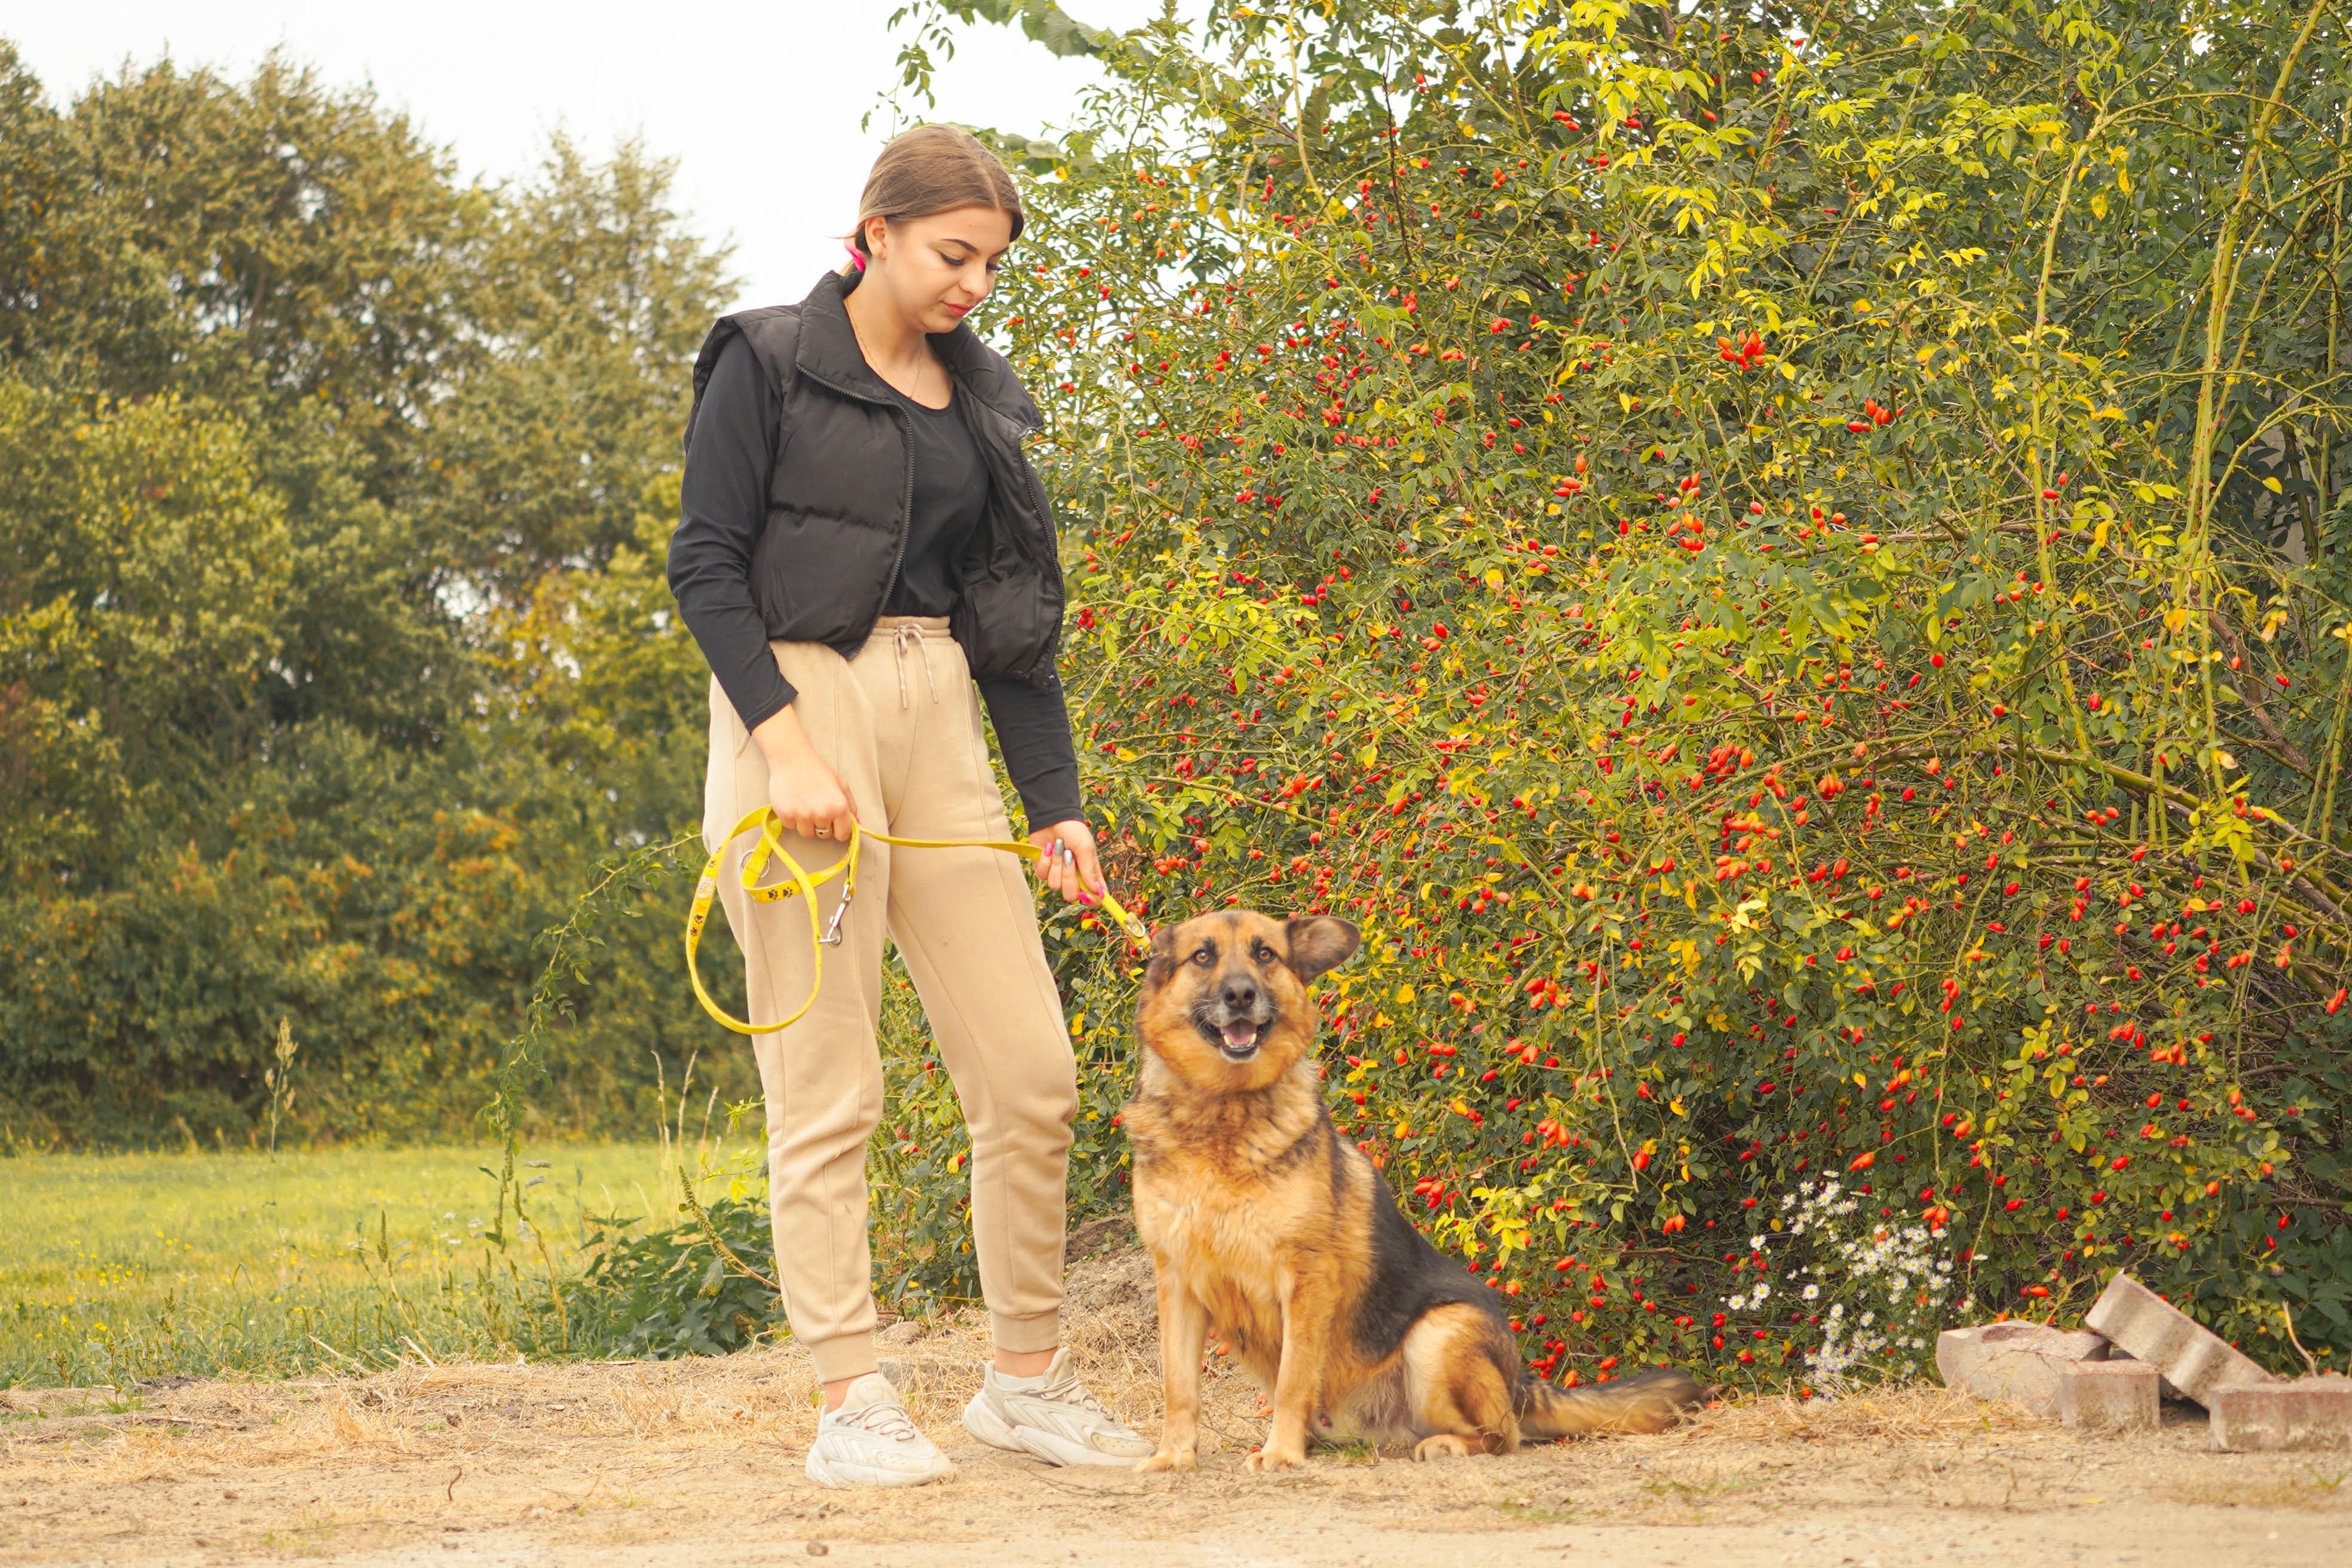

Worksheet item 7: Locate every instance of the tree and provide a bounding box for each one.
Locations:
[0,41,745,1145]
[420,137,737,598]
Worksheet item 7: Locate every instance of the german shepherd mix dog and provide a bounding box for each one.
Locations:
[1123,909,1705,1471]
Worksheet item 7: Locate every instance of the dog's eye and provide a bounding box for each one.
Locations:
[1251,943,1275,964]
[1190,947,1215,966]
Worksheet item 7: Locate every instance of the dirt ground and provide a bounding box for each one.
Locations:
[5,1233,2347,1567]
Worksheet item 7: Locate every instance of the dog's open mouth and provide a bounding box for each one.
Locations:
[1196,1015,1269,1060]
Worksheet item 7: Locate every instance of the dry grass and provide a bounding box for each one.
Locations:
[0,1226,1272,1490]
[0,1251,2155,1492]
[6,1242,2347,1567]
[1659,1383,2043,1449]
[2170,1463,2352,1514]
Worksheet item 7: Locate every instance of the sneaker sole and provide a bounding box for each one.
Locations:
[805,1447,954,1489]
[961,1391,1152,1469]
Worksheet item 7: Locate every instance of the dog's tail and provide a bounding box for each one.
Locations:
[1515,1368,1705,1438]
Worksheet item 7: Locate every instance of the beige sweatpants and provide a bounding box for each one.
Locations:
[701,616,1079,1383]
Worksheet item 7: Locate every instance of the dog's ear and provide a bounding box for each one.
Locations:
[1284,915,1361,983]
[1143,923,1178,990]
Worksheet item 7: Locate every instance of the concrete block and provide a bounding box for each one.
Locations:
[2082,1272,2273,1408]
[2059,1358,2160,1432]
[2101,1346,2181,1401]
[1937,1321,2112,1417]
[2209,1377,2352,1452]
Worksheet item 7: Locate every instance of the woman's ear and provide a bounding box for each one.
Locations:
[1284,915,1361,983]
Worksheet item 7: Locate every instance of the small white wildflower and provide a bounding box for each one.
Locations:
[1802,1284,1820,1301]
[1728,1294,1747,1310]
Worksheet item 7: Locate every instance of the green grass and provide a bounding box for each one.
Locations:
[0,1140,757,1388]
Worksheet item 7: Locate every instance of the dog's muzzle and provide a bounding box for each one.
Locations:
[1194,993,1276,1061]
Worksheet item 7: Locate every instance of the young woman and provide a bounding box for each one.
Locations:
[666,124,1150,1489]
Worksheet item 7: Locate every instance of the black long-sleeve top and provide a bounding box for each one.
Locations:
[669,333,1085,831]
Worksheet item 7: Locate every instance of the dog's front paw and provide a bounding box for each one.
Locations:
[1245,1445,1306,1472]
[1135,1446,1196,1474]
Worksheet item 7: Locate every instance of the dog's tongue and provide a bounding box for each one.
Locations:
[1221,1021,1258,1050]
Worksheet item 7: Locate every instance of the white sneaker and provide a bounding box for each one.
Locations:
[962,1348,1155,1468]
[805,1371,954,1489]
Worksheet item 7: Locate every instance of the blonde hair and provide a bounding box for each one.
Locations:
[838,123,1027,275]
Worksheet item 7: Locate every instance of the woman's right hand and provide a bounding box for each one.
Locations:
[749,705,857,844]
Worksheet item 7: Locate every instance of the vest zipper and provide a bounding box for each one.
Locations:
[786,360,918,638]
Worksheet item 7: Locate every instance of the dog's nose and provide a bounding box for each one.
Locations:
[1220,977,1258,1011]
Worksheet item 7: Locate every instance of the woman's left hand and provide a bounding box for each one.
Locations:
[1027,820,1109,906]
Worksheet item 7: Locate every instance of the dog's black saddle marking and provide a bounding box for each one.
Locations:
[1348,1155,1509,1359]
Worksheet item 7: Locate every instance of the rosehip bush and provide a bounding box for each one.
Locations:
[878,0,2352,1384]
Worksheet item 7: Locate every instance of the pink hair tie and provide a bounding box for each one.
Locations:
[843,238,867,272]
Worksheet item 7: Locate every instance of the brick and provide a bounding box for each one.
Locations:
[2059,1359,2160,1432]
[2103,1346,2181,1401]
[2208,1377,2352,1452]
[1937,1322,2112,1418]
[2083,1273,2273,1408]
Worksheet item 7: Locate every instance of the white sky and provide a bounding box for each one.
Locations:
[9,1,1167,313]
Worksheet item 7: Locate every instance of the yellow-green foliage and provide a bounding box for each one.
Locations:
[874,0,2352,1386]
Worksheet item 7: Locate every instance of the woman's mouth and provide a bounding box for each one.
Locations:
[943,301,972,317]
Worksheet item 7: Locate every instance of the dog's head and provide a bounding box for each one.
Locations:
[1135,909,1361,1092]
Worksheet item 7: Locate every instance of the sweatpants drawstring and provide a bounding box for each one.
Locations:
[890,622,939,709]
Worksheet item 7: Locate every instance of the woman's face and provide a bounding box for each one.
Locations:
[865,205,1014,333]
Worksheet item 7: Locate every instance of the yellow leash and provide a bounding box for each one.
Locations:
[685,807,1152,1036]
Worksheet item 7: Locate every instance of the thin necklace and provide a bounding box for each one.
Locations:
[848,305,937,405]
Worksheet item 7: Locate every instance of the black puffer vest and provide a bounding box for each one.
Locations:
[682,269,1065,686]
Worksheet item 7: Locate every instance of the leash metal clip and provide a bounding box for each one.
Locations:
[819,884,854,946]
